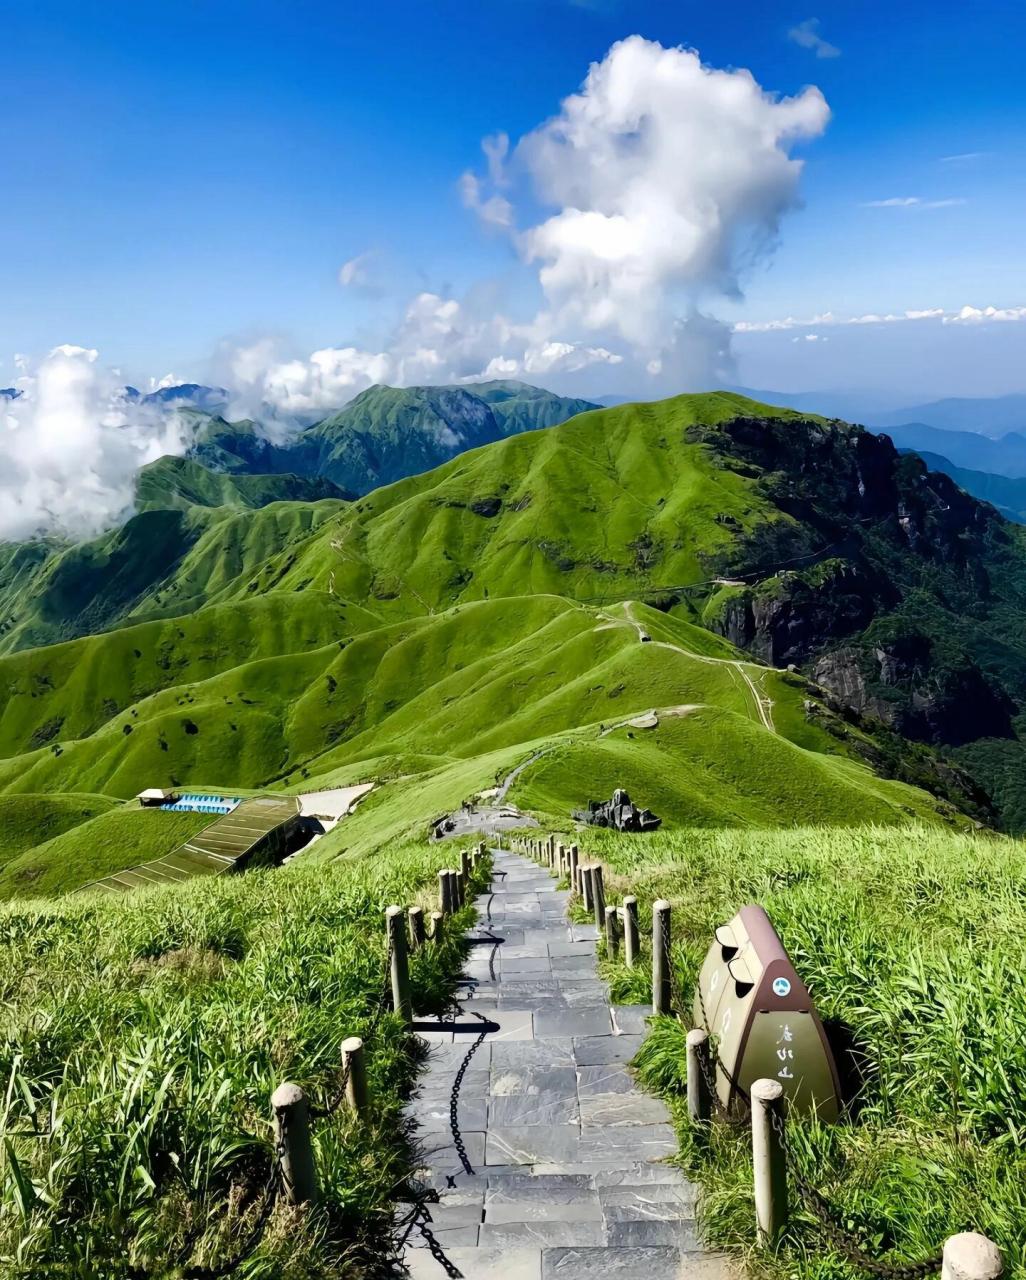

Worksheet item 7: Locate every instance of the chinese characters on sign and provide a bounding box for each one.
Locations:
[776,1022,794,1080]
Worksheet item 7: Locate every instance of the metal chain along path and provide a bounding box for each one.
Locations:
[399,848,736,1280]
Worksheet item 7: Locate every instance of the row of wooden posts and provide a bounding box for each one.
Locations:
[271,842,490,1205]
[510,834,674,1013]
[512,833,1005,1280]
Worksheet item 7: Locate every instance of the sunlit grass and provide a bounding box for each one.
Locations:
[0,840,483,1278]
[574,824,1026,1277]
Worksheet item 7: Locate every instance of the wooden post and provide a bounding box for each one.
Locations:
[272,1082,317,1204]
[686,1028,712,1124]
[942,1234,1003,1280]
[477,840,486,861]
[557,843,565,875]
[385,906,412,1023]
[751,1079,787,1246]
[341,1036,369,1116]
[581,865,594,913]
[592,864,606,931]
[438,869,452,916]
[623,895,640,968]
[460,849,471,897]
[408,905,425,951]
[604,904,620,958]
[447,868,462,911]
[652,899,672,1016]
[568,844,579,891]
[430,910,444,946]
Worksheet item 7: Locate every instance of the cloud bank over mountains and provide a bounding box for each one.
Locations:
[0,346,196,541]
[230,37,832,417]
[4,36,1019,543]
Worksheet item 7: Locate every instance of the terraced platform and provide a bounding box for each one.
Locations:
[78,795,301,896]
[402,848,733,1279]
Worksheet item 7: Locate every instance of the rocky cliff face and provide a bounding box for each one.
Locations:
[697,413,1023,768]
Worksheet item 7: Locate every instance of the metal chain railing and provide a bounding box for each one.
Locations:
[124,924,408,1278]
[659,908,748,1122]
[653,904,945,1277]
[768,1105,943,1280]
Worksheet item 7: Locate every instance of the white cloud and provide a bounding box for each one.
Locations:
[227,41,826,418]
[227,340,391,417]
[464,36,828,382]
[861,196,966,209]
[458,171,515,229]
[735,305,1026,334]
[338,251,377,288]
[788,18,840,59]
[0,345,197,541]
[943,305,1026,325]
[518,39,829,341]
[940,152,989,163]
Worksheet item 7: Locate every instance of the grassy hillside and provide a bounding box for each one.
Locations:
[135,455,347,512]
[567,823,1026,1277]
[0,841,484,1277]
[0,595,966,839]
[0,498,346,655]
[0,793,116,869]
[0,806,213,900]
[190,380,598,495]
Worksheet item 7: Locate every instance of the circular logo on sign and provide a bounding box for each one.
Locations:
[772,977,792,998]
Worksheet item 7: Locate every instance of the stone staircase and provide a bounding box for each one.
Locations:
[401,847,734,1279]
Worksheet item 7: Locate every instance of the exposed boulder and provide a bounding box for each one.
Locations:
[573,788,661,832]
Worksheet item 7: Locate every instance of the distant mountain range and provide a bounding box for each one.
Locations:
[883,423,1026,478]
[871,393,1026,436]
[128,383,230,412]
[188,380,599,494]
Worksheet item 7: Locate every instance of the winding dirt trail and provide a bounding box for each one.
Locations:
[601,601,777,734]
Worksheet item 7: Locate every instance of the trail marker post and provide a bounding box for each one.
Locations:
[341,1036,369,1116]
[751,1078,787,1245]
[942,1234,1003,1280]
[582,865,594,913]
[652,899,672,1015]
[408,905,425,950]
[686,1028,712,1124]
[272,1083,317,1204]
[623,895,639,967]
[604,904,620,958]
[592,864,607,931]
[385,906,412,1023]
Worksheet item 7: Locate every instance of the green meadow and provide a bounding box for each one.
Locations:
[2,391,1025,1275]
[564,824,1026,1277]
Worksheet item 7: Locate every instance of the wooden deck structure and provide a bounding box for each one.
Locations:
[77,795,302,896]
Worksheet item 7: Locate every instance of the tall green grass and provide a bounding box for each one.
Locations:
[574,824,1026,1277]
[0,841,481,1278]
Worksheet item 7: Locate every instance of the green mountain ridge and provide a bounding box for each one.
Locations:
[7,388,1026,899]
[190,380,599,494]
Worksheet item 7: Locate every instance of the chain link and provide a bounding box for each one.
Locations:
[768,1105,942,1279]
[308,933,394,1119]
[659,903,942,1279]
[448,1012,490,1178]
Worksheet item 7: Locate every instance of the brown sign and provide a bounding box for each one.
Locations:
[693,904,841,1119]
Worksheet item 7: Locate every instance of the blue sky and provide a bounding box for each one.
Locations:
[2,0,1025,401]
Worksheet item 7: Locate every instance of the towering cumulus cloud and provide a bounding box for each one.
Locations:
[253,37,830,409]
[0,346,195,541]
[512,37,830,377]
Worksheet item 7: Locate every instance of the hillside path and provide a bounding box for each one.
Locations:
[401,848,734,1280]
[615,601,775,734]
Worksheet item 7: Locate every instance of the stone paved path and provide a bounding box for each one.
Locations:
[402,848,732,1280]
